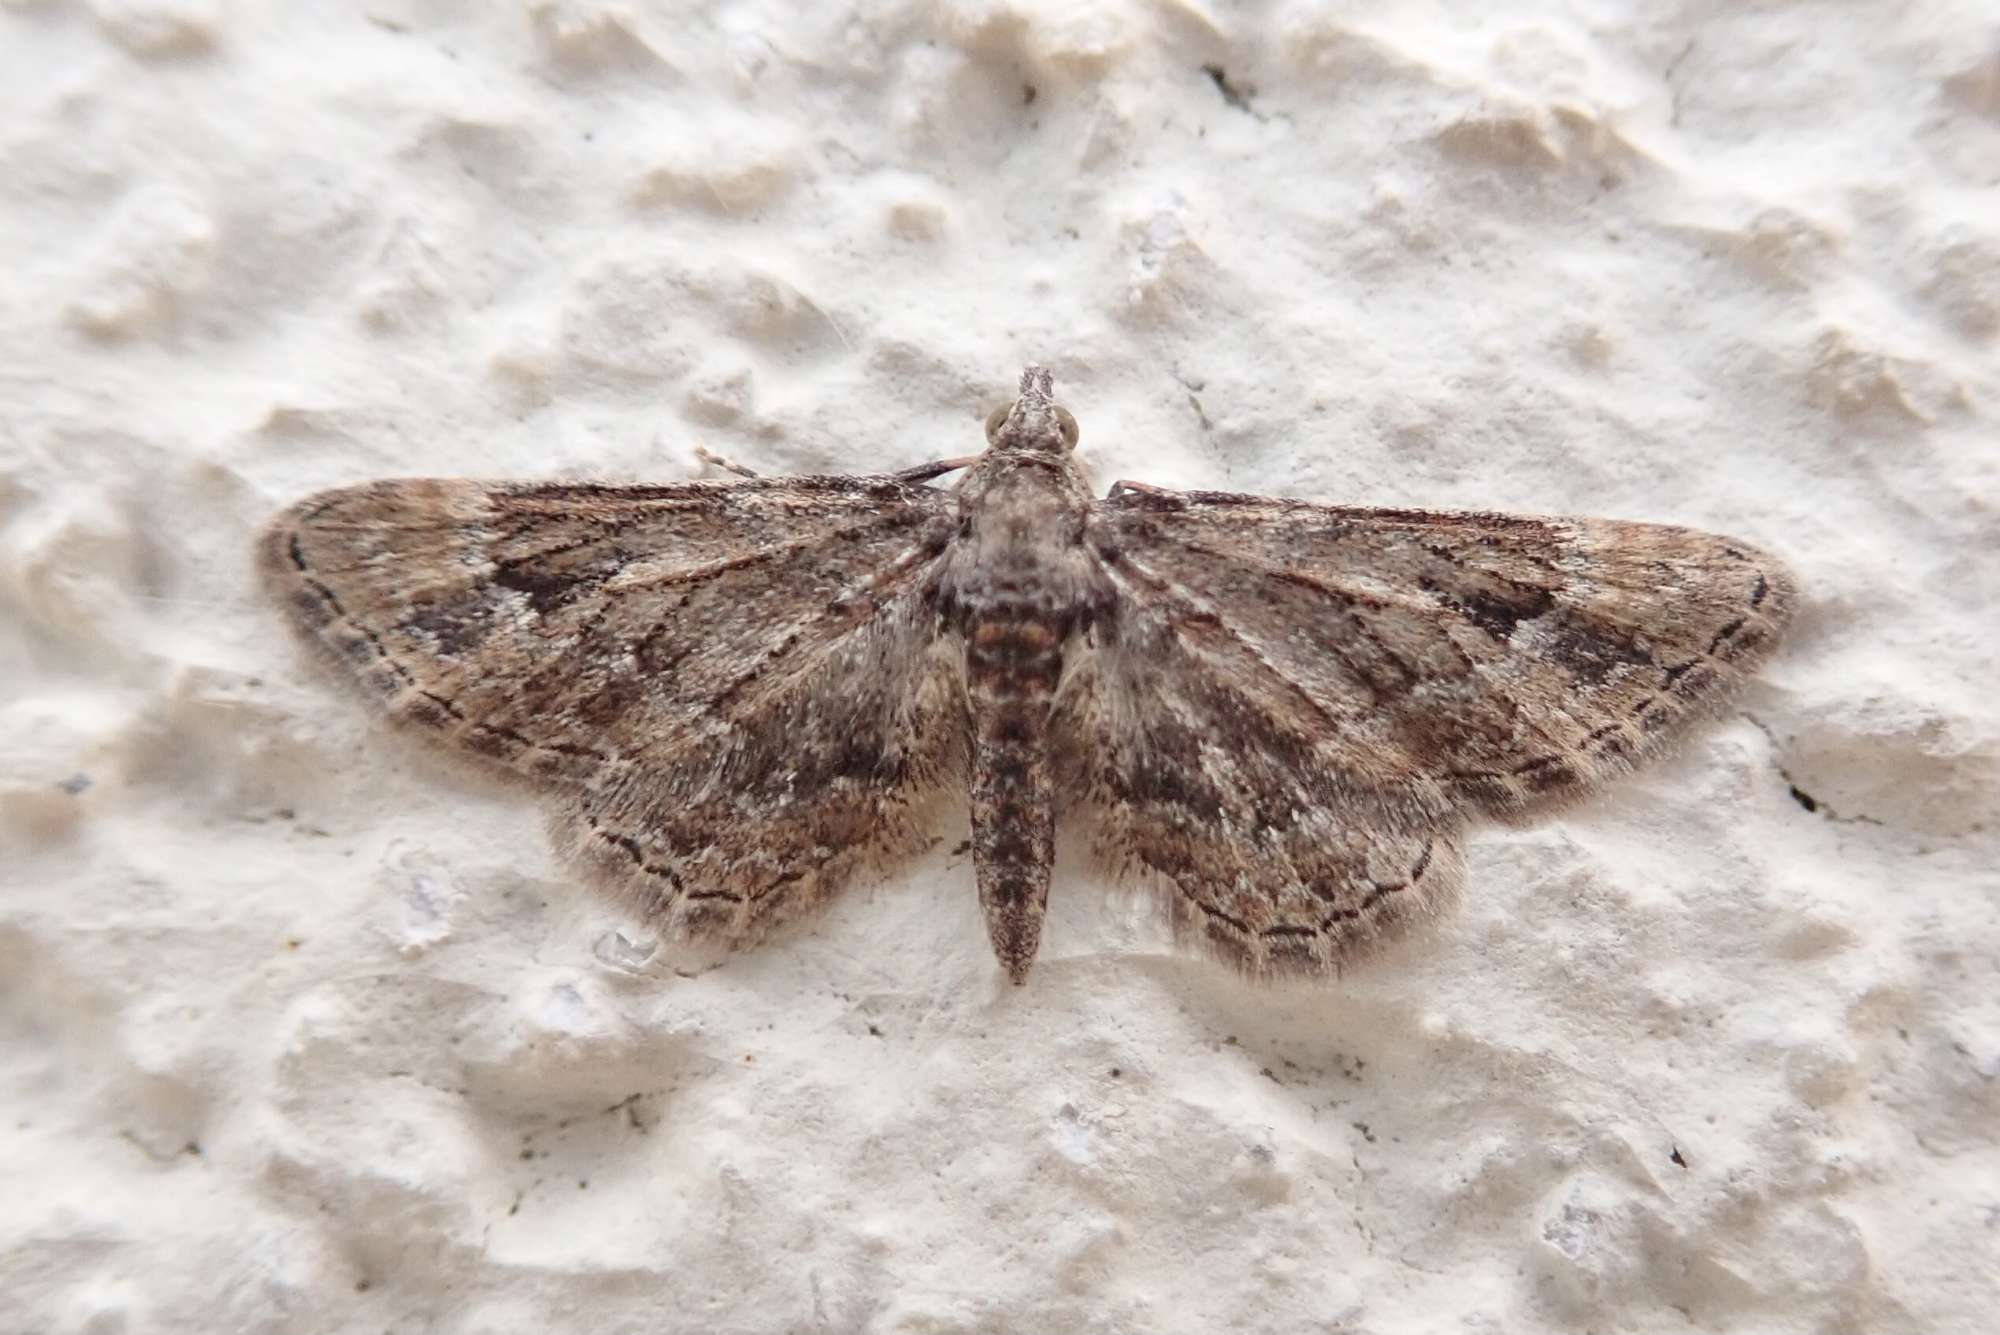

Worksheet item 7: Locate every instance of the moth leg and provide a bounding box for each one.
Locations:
[892,455,982,485]
[692,446,760,479]
[1104,478,1179,500]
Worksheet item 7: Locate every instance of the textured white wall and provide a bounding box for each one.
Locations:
[2,2,1996,1332]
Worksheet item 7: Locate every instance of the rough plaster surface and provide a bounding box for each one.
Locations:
[2,2,1997,1332]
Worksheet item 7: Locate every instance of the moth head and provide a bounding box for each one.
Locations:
[985,364,1081,453]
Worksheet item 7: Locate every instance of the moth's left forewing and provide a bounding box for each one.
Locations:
[261,473,970,953]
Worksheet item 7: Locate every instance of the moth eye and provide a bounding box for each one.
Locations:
[984,402,1013,442]
[1055,406,1080,450]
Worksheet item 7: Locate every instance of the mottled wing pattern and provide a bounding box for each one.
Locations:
[1067,485,1795,978]
[260,475,964,947]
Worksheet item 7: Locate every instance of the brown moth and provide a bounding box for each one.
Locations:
[259,365,1795,983]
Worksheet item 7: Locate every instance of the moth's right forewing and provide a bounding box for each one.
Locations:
[1082,487,1795,817]
[1066,484,1794,976]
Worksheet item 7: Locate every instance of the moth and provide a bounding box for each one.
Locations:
[260,365,1795,983]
